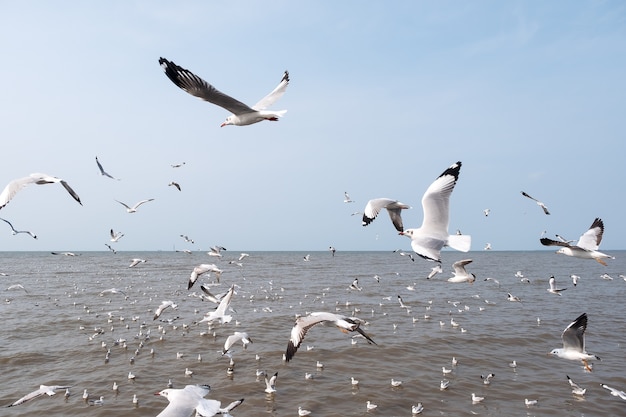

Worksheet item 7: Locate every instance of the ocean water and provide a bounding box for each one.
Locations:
[1,250,625,417]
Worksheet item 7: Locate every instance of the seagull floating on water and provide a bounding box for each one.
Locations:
[159,57,289,127]
[398,162,471,262]
[549,313,600,371]
[285,312,376,361]
[0,173,82,210]
[540,218,614,266]
[7,384,72,407]
[264,372,278,394]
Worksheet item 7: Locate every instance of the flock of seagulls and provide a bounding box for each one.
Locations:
[1,56,622,416]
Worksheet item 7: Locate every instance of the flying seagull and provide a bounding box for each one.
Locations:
[168,181,181,191]
[399,162,471,262]
[188,264,222,290]
[115,199,155,213]
[549,312,600,371]
[447,259,476,283]
[197,285,235,325]
[0,173,82,210]
[222,331,253,355]
[0,217,37,239]
[547,275,567,295]
[285,312,376,361]
[521,191,550,215]
[540,218,614,265]
[7,384,72,407]
[95,156,119,180]
[159,57,289,127]
[153,300,178,321]
[154,384,243,417]
[344,192,354,203]
[362,198,411,232]
[110,229,124,242]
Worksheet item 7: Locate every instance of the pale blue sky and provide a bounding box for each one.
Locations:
[0,1,624,253]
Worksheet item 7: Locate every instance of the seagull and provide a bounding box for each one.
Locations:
[447,259,476,283]
[329,246,336,256]
[427,264,443,279]
[197,285,235,324]
[0,217,37,239]
[222,331,253,355]
[153,300,178,320]
[601,383,626,401]
[180,235,195,244]
[366,400,378,411]
[361,198,411,232]
[298,406,312,416]
[549,313,600,371]
[115,199,155,213]
[155,384,243,417]
[521,191,550,215]
[207,245,226,257]
[110,229,124,242]
[391,378,403,387]
[88,396,105,406]
[483,208,490,217]
[159,57,289,127]
[171,162,186,168]
[0,173,82,210]
[99,288,126,297]
[168,181,181,191]
[507,293,522,303]
[481,373,495,385]
[95,156,119,180]
[399,162,471,262]
[471,393,485,403]
[440,380,450,390]
[348,278,362,291]
[7,384,72,407]
[525,398,538,407]
[540,218,614,266]
[567,375,587,396]
[343,192,354,203]
[188,264,222,289]
[129,258,147,268]
[105,243,116,253]
[285,312,376,361]
[264,372,278,394]
[412,403,424,414]
[547,275,567,295]
[571,275,581,286]
[303,254,311,262]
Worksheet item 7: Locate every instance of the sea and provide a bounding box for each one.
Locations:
[1,250,625,417]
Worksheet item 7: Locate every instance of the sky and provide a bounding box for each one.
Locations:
[0,1,625,253]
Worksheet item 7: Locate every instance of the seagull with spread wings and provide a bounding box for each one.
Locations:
[362,198,411,232]
[285,312,376,362]
[95,156,119,180]
[159,57,289,127]
[521,191,550,215]
[540,218,614,265]
[1,217,37,239]
[115,199,155,213]
[549,313,600,371]
[0,173,82,210]
[398,162,471,262]
[7,384,72,407]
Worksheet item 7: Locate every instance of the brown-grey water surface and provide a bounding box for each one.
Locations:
[1,250,625,416]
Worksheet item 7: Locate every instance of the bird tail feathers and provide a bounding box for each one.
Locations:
[447,234,471,252]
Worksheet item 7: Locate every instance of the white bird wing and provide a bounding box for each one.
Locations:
[213,285,234,317]
[131,199,155,210]
[286,312,349,361]
[576,218,604,251]
[562,313,587,352]
[362,198,410,232]
[0,175,36,209]
[220,398,244,413]
[452,259,472,275]
[223,332,244,353]
[195,399,221,417]
[159,58,254,116]
[95,157,118,180]
[8,385,71,407]
[419,162,461,236]
[252,71,289,110]
[265,372,278,390]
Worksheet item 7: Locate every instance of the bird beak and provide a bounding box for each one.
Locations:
[154,392,161,396]
[220,122,226,127]
[398,232,404,235]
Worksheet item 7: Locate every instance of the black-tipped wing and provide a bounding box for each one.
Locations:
[562,313,587,352]
[159,58,253,115]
